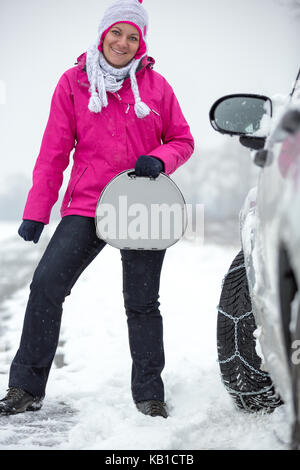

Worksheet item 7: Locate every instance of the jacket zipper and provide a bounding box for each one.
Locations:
[124,105,160,116]
[67,166,88,208]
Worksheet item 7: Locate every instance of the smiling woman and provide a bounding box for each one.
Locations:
[102,23,140,68]
[0,0,195,421]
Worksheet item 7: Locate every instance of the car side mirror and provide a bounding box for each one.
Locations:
[209,94,272,150]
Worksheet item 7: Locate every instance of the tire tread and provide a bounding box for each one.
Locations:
[217,250,283,413]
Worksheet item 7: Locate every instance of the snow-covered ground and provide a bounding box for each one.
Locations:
[0,222,291,450]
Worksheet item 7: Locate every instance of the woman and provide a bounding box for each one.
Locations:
[0,0,194,418]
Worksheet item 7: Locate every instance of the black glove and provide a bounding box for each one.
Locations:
[134,155,164,178]
[18,219,45,244]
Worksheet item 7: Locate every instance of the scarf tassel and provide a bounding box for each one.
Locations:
[134,100,151,119]
[88,93,102,113]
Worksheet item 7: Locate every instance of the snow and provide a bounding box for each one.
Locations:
[0,222,292,449]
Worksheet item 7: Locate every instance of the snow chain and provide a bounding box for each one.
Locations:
[217,262,271,399]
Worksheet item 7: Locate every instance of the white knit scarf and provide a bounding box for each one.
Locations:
[86,45,150,118]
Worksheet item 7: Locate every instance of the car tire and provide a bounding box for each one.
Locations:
[217,249,283,413]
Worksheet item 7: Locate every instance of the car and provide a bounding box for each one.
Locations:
[209,68,300,449]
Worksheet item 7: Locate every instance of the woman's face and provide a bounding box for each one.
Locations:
[102,23,140,68]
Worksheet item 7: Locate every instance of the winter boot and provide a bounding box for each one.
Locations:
[0,387,43,415]
[136,400,168,418]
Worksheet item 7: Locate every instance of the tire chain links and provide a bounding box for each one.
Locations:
[217,262,275,399]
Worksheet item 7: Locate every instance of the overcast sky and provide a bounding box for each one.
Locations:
[0,0,299,188]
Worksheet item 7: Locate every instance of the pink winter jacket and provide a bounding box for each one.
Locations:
[23,53,194,224]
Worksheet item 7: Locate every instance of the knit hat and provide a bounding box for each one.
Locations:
[86,0,150,118]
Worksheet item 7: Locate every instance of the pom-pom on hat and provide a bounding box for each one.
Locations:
[86,0,150,118]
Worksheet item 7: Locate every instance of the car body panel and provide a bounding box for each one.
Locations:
[240,107,300,414]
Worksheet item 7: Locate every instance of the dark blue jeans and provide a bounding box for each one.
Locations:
[9,216,166,402]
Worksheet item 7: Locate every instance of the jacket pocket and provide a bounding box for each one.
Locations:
[63,165,88,209]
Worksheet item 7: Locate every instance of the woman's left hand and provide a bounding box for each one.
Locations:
[134,155,164,178]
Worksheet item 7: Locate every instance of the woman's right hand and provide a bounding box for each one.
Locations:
[18,220,45,244]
